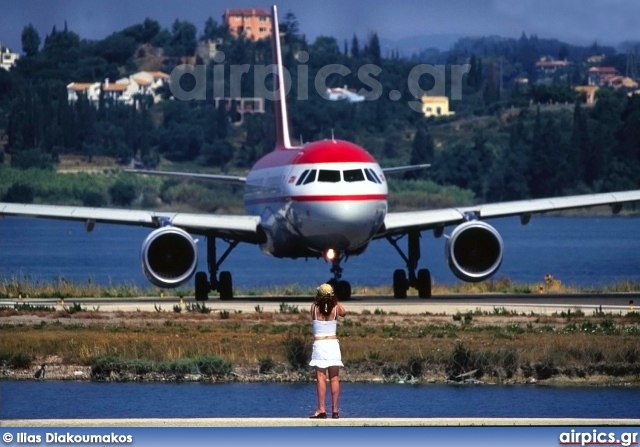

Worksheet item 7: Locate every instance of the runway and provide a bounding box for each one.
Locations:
[2,293,637,315]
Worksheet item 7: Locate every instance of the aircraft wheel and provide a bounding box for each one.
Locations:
[218,271,233,300]
[393,269,408,299]
[195,271,209,301]
[336,280,351,300]
[417,269,432,298]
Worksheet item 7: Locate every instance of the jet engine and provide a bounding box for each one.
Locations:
[445,221,503,282]
[141,227,198,288]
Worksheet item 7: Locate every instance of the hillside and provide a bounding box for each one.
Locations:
[1,17,640,211]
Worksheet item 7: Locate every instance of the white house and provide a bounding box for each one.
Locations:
[67,71,169,106]
[325,86,365,103]
[0,46,20,71]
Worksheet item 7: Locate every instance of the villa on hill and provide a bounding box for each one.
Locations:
[67,71,169,107]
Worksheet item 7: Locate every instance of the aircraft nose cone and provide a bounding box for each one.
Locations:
[293,200,387,252]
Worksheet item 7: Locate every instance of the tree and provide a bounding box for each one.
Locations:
[216,100,229,139]
[482,61,501,105]
[367,32,381,66]
[282,10,300,43]
[142,18,161,43]
[167,19,197,57]
[350,34,360,58]
[470,132,494,199]
[528,113,570,197]
[571,101,589,186]
[588,90,622,188]
[11,149,54,170]
[486,118,530,201]
[3,183,34,203]
[96,33,137,65]
[109,179,137,206]
[42,25,81,64]
[405,125,434,180]
[203,17,227,40]
[21,24,41,57]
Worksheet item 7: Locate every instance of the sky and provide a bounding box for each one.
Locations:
[1,0,639,54]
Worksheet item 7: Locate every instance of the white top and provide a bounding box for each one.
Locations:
[312,306,337,337]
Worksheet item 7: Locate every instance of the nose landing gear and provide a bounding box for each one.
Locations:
[325,250,352,300]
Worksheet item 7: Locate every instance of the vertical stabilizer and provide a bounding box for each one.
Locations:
[271,5,293,149]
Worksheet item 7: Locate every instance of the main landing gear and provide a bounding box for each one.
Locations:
[387,231,432,299]
[195,236,238,301]
[325,250,352,300]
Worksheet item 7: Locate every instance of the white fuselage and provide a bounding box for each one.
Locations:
[244,142,388,258]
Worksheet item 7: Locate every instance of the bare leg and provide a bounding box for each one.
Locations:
[328,366,340,414]
[315,367,327,413]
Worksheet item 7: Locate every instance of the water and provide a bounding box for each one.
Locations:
[1,216,639,289]
[1,381,639,419]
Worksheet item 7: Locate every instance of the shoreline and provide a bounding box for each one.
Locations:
[3,363,639,387]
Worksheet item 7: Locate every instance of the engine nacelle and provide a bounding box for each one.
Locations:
[141,227,198,288]
[445,220,504,282]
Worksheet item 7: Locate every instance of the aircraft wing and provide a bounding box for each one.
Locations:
[124,169,247,185]
[0,202,262,242]
[378,190,640,237]
[382,164,431,174]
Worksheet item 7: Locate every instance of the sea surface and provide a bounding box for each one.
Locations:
[2,381,639,419]
[1,215,639,290]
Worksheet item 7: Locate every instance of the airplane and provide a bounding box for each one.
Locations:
[2,5,640,301]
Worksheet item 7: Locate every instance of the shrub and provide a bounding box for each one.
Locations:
[282,328,311,370]
[258,356,276,374]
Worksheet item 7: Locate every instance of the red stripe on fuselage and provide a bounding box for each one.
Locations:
[291,194,387,202]
[244,194,388,206]
[252,140,376,170]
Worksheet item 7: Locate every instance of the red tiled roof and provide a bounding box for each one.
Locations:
[147,71,169,80]
[103,83,128,92]
[536,60,569,68]
[225,8,270,17]
[68,83,93,91]
[589,66,618,74]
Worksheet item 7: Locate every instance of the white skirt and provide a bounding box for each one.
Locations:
[309,339,343,368]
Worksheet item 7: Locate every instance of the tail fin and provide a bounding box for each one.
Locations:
[271,5,293,149]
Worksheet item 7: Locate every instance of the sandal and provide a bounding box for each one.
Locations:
[332,412,339,419]
[309,412,327,419]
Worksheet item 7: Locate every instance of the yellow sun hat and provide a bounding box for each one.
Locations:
[316,283,334,297]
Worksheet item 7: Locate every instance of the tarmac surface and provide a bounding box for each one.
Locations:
[2,293,637,315]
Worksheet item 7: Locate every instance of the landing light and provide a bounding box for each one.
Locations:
[325,248,337,261]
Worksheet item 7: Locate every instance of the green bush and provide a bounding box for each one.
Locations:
[282,328,311,370]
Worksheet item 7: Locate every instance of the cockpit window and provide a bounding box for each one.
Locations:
[343,169,365,182]
[318,169,341,183]
[303,169,317,184]
[365,168,381,184]
[296,169,310,185]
